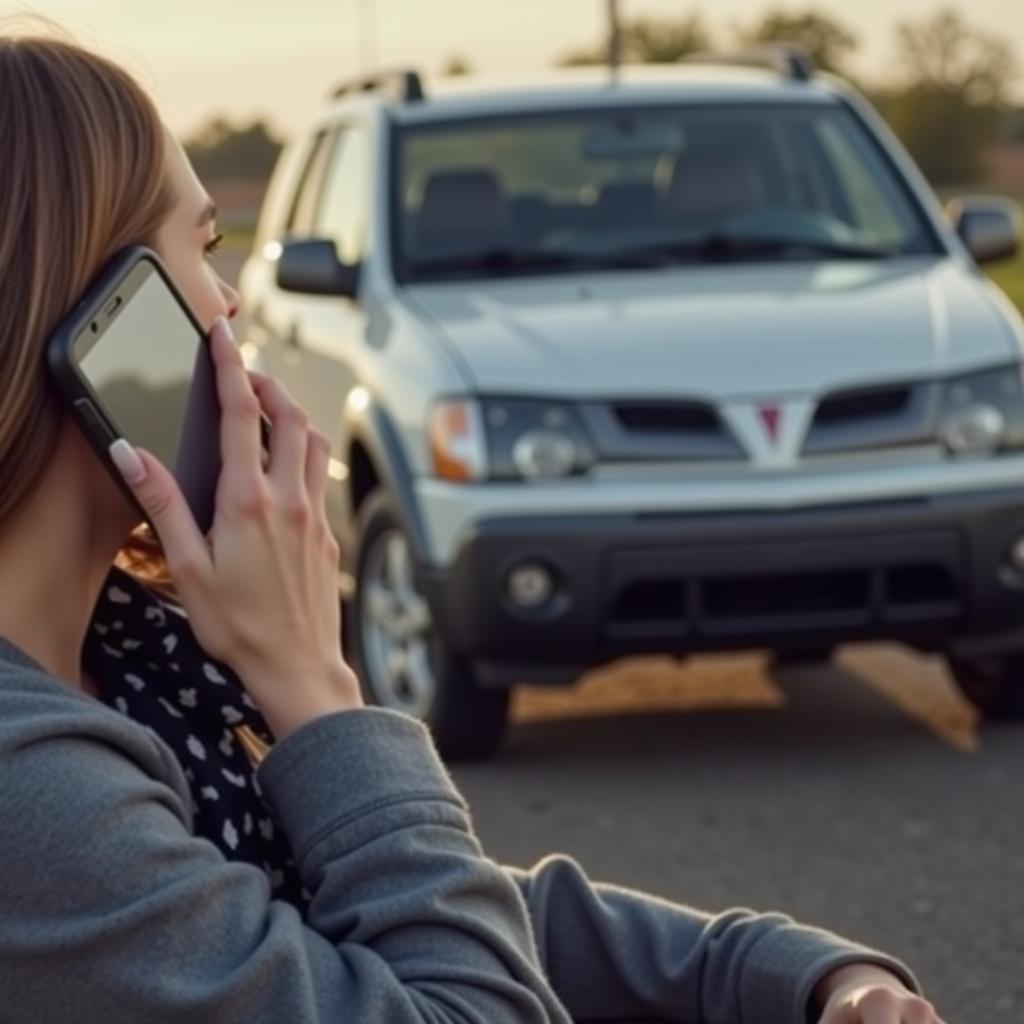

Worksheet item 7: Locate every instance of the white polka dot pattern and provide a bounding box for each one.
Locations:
[83,567,307,912]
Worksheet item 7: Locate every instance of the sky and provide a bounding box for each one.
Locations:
[2,0,1022,140]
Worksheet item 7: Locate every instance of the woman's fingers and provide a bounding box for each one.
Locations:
[109,441,211,587]
[210,317,264,494]
[123,334,358,737]
[304,429,331,510]
[232,365,330,518]
[246,370,309,499]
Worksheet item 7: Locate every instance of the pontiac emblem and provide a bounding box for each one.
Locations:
[758,404,782,444]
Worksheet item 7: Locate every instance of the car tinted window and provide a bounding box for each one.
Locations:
[315,127,369,264]
[286,130,335,236]
[392,103,940,281]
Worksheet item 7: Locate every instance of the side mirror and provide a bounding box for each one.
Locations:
[947,196,1021,265]
[275,238,360,298]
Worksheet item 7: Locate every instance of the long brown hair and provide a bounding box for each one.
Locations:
[0,23,176,592]
[0,27,275,764]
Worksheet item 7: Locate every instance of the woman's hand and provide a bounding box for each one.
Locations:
[815,963,946,1024]
[109,316,363,738]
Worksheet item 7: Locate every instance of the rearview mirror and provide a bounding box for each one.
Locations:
[947,196,1021,265]
[276,238,360,298]
[582,119,685,160]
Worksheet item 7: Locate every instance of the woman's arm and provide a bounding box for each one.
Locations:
[0,687,571,1024]
[504,856,920,1024]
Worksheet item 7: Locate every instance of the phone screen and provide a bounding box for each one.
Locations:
[74,259,221,530]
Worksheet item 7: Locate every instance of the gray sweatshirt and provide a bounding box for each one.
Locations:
[0,635,917,1023]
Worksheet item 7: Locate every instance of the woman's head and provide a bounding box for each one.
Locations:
[0,25,238,559]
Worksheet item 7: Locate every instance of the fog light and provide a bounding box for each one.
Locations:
[506,562,555,609]
[943,403,1005,456]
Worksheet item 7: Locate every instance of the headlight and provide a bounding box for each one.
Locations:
[429,398,593,482]
[940,366,1024,456]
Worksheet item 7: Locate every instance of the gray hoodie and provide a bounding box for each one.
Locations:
[0,635,916,1023]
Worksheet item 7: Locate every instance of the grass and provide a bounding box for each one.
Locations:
[222,226,256,252]
[986,248,1024,313]
[961,195,1024,314]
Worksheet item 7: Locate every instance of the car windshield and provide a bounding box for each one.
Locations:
[391,102,942,282]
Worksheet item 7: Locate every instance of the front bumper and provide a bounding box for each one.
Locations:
[419,487,1024,685]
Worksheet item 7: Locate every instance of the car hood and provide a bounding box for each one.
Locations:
[403,258,1023,398]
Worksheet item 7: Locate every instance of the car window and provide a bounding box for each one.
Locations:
[392,103,941,282]
[811,114,918,249]
[286,129,335,237]
[315,126,370,265]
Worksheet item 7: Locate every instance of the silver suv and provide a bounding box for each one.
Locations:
[240,53,1024,759]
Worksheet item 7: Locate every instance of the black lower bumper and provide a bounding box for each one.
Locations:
[419,489,1024,685]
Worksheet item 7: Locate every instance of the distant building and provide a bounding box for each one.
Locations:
[983,144,1024,195]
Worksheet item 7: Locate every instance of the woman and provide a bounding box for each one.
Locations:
[0,26,944,1024]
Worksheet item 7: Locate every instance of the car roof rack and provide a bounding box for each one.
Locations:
[330,69,425,103]
[686,45,814,82]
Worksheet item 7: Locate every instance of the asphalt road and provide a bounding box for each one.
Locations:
[458,648,1022,1024]
[219,246,1020,1024]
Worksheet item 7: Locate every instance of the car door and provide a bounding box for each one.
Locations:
[246,127,336,396]
[281,123,371,445]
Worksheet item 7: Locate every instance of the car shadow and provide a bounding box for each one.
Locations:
[494,652,973,771]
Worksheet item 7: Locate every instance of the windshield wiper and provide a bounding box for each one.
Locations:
[615,233,899,264]
[408,246,670,279]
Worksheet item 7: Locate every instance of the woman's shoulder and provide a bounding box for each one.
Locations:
[0,635,193,823]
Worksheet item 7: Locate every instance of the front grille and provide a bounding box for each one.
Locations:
[613,402,720,434]
[814,386,911,427]
[703,570,867,620]
[606,562,961,638]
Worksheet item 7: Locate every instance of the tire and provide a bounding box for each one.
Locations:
[947,654,1024,720]
[348,489,510,760]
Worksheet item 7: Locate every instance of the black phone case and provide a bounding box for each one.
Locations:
[46,246,222,535]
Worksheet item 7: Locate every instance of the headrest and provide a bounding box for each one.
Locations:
[657,147,764,222]
[417,169,509,239]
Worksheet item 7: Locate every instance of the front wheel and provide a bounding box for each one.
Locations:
[947,654,1024,720]
[349,490,511,760]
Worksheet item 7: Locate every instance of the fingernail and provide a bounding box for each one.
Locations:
[109,439,147,485]
[215,315,235,343]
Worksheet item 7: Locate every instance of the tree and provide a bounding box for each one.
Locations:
[893,7,1014,106]
[1004,108,1024,145]
[736,8,858,75]
[623,14,712,64]
[558,14,712,66]
[184,118,283,181]
[878,8,1018,185]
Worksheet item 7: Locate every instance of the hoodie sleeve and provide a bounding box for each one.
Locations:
[504,855,920,1024]
[0,692,571,1024]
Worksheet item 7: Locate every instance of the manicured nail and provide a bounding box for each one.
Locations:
[214,315,235,342]
[109,439,147,484]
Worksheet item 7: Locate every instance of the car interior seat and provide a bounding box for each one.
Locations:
[415,168,512,256]
[656,145,766,226]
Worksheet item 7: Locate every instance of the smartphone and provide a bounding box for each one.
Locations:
[47,245,252,534]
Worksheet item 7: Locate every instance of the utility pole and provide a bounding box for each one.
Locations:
[607,0,622,79]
